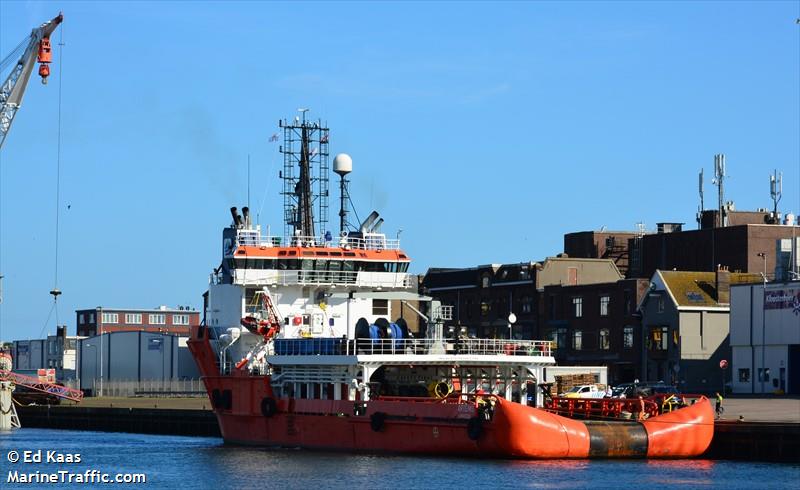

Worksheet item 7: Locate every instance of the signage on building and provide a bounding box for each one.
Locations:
[764,287,800,315]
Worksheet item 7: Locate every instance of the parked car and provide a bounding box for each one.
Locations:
[610,382,680,398]
[561,384,609,399]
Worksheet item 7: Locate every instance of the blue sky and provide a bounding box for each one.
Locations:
[0,1,798,342]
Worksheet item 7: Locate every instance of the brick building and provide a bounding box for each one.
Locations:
[76,306,200,337]
[628,223,799,280]
[422,257,623,340]
[564,231,639,277]
[539,278,650,384]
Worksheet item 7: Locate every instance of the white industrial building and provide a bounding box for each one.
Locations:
[77,330,200,395]
[730,280,800,394]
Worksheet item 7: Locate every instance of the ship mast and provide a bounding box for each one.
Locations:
[280,109,330,241]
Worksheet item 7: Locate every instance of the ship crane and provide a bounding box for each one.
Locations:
[0,12,63,149]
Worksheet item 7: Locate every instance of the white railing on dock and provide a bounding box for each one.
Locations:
[270,338,553,358]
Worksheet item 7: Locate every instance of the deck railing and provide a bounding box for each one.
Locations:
[228,269,414,288]
[271,338,553,358]
[235,232,401,251]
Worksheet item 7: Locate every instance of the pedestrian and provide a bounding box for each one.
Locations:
[715,392,724,419]
[638,396,647,421]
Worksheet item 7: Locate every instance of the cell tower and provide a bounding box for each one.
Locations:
[697,168,704,228]
[279,110,330,241]
[713,154,726,227]
[770,169,782,220]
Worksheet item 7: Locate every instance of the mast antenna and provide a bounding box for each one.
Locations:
[712,154,726,227]
[279,109,329,242]
[770,169,782,222]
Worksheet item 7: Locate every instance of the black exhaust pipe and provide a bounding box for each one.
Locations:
[230,207,242,227]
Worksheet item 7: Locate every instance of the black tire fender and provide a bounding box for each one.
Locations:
[467,416,482,441]
[261,397,277,417]
[221,389,232,410]
[370,411,387,432]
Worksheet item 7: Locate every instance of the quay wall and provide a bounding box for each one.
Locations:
[705,421,800,463]
[17,405,220,438]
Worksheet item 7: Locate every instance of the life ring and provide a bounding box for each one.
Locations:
[221,389,232,410]
[467,416,482,441]
[370,411,387,432]
[211,389,222,409]
[261,397,277,417]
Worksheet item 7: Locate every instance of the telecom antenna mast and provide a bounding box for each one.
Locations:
[697,168,704,228]
[770,170,782,221]
[279,110,330,241]
[713,154,726,227]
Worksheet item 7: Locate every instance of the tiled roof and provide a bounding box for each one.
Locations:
[659,271,762,307]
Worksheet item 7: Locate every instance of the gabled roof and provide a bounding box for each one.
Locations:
[657,270,762,308]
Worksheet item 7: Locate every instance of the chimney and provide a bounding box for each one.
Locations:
[715,265,730,304]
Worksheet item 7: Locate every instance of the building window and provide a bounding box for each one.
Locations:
[173,314,190,325]
[648,326,668,351]
[571,330,583,350]
[573,297,583,318]
[89,313,95,323]
[125,313,142,324]
[738,369,750,383]
[548,295,556,320]
[600,295,610,317]
[48,340,58,355]
[599,329,610,350]
[481,275,490,288]
[549,328,568,350]
[758,368,770,382]
[657,296,664,313]
[149,314,166,325]
[623,327,634,349]
[372,299,388,316]
[101,313,118,323]
[79,314,85,324]
[624,290,632,314]
[521,296,532,314]
[480,301,490,316]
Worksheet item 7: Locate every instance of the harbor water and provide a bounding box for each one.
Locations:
[1,429,798,489]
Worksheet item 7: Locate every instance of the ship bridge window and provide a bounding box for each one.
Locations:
[302,251,315,257]
[329,252,342,257]
[344,252,356,257]
[278,259,299,270]
[343,261,355,272]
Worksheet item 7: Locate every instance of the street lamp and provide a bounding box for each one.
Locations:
[508,313,517,340]
[757,252,767,394]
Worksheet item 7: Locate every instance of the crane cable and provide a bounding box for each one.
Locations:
[39,25,64,338]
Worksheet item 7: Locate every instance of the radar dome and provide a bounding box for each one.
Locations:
[333,153,353,175]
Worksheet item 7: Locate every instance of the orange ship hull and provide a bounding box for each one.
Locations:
[200,375,714,459]
[189,333,713,459]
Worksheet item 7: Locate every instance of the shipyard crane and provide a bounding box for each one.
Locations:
[0,12,63,150]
